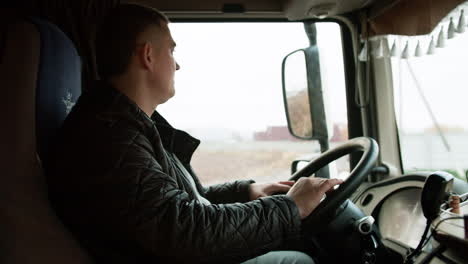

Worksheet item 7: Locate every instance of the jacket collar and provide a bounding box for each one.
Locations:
[92,81,200,164]
[150,111,200,165]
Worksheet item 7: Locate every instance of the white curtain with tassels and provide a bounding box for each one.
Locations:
[359,2,468,61]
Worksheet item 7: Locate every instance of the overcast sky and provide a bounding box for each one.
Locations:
[158,22,347,140]
[157,21,468,140]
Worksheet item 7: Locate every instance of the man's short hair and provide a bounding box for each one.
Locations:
[95,4,169,80]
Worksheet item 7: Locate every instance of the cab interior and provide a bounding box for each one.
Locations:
[1,0,468,263]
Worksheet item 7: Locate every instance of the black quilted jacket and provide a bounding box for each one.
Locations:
[46,81,302,263]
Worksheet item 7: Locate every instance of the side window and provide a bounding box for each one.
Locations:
[392,31,468,182]
[160,22,349,185]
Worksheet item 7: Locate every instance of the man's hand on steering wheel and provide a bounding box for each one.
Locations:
[287,178,343,219]
[248,181,296,200]
[288,137,378,230]
[251,138,377,228]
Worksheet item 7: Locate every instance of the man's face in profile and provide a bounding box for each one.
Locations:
[146,24,180,105]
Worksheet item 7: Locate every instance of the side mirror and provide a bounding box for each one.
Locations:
[282,46,330,179]
[282,48,328,141]
[282,50,312,138]
[291,159,311,174]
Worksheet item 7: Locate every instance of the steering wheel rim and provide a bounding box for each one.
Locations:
[289,137,379,232]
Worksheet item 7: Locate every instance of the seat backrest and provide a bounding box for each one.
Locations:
[0,15,92,263]
[31,17,82,165]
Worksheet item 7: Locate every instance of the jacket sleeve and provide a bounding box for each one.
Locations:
[109,132,303,263]
[203,180,255,204]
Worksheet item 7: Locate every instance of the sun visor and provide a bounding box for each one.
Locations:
[368,0,466,36]
[358,1,467,60]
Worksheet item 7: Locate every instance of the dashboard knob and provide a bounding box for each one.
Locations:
[355,216,375,235]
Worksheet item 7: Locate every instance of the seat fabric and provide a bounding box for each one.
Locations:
[31,17,82,165]
[0,16,91,264]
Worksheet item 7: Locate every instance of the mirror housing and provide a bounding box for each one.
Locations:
[282,23,331,179]
[282,47,328,142]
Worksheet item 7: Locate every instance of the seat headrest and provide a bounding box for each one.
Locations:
[29,18,82,165]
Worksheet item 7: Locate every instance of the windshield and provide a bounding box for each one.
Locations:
[392,29,468,182]
[159,22,349,185]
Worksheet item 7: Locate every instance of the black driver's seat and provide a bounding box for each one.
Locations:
[0,14,92,263]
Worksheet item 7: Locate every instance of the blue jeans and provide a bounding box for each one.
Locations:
[241,251,315,264]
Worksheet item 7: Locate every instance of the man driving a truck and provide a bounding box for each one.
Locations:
[47,3,343,263]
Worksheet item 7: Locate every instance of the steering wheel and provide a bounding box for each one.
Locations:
[289,137,379,233]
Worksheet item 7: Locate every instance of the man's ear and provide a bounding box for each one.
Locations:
[138,42,154,71]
